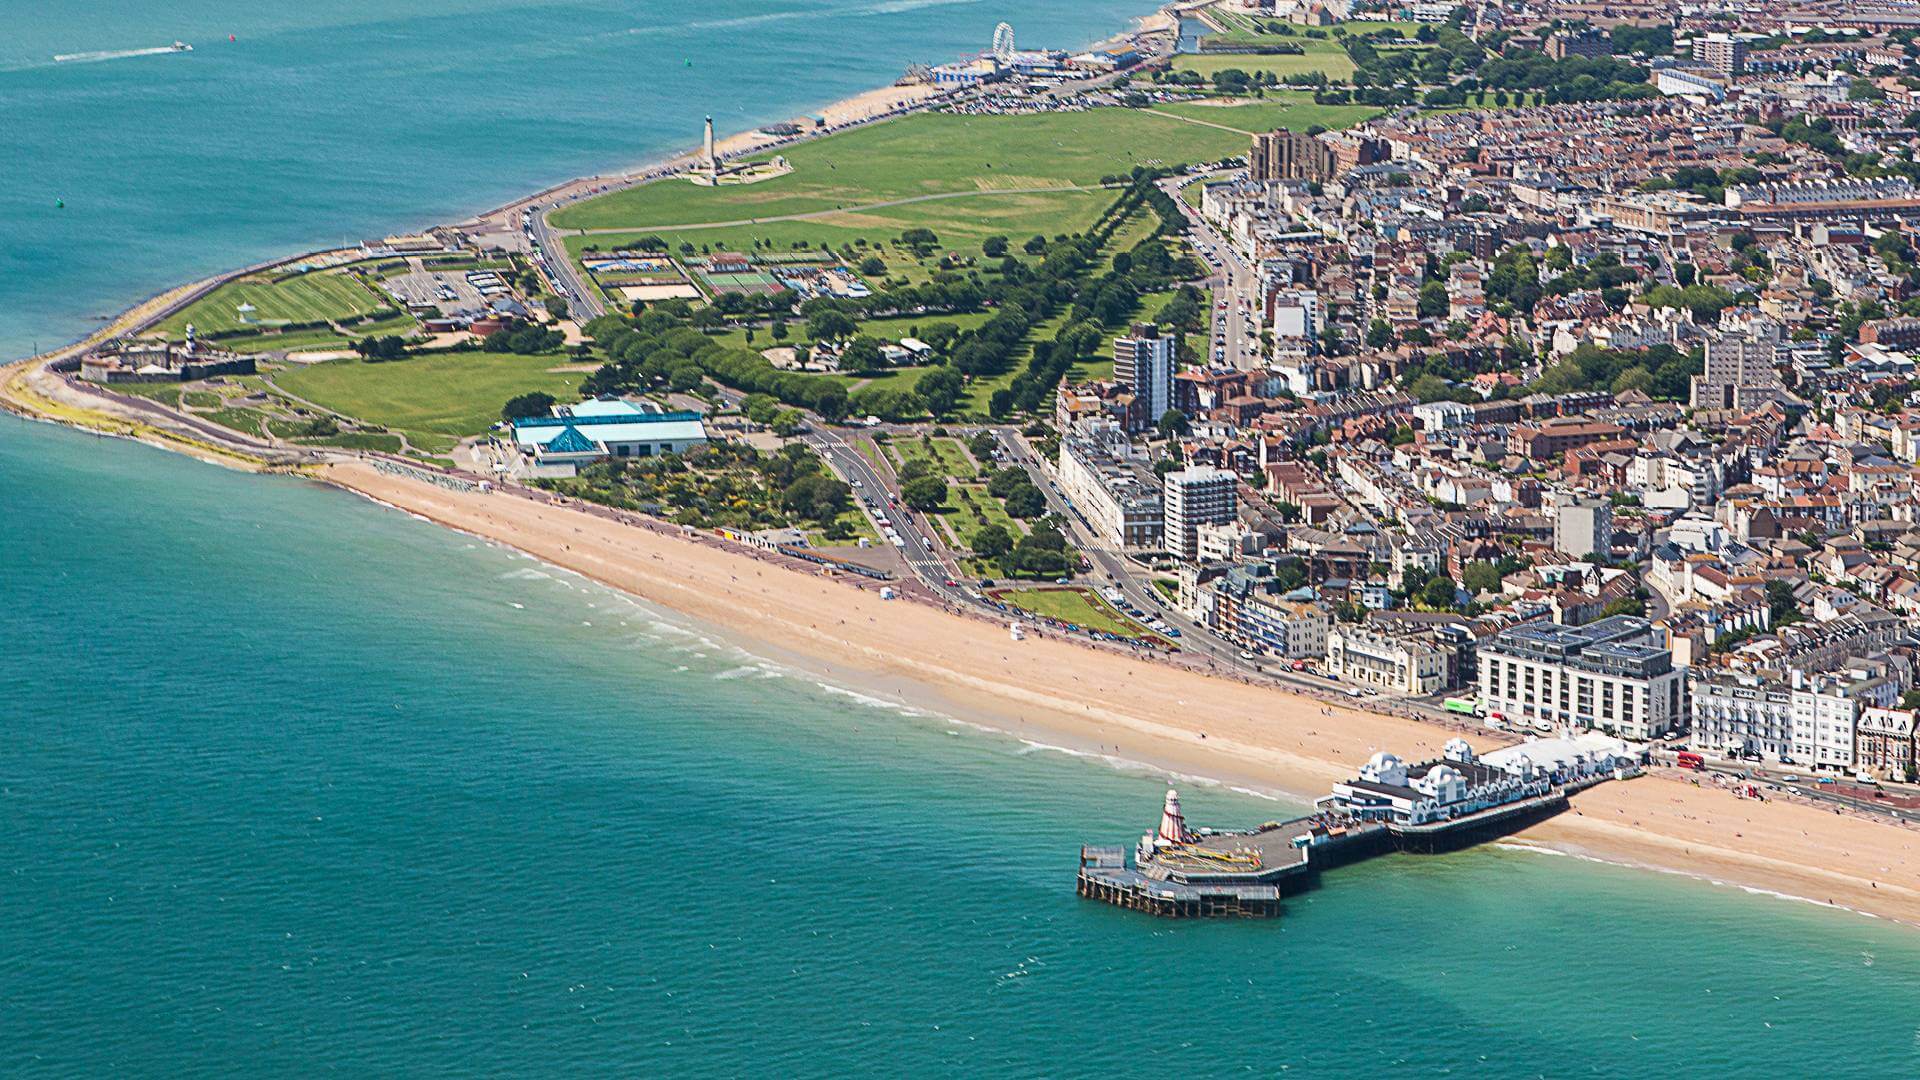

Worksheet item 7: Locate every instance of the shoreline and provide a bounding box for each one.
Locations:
[9,2,1920,933]
[317,457,1920,929]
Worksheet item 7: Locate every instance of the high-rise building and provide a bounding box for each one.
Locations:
[1553,496,1613,558]
[1691,326,1783,409]
[1163,466,1237,560]
[1693,33,1748,76]
[1113,323,1174,428]
[1546,27,1609,59]
[1249,127,1329,183]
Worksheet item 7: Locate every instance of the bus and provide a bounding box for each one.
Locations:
[1442,697,1481,717]
[1676,751,1705,771]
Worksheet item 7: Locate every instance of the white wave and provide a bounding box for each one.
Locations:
[1492,843,1887,921]
[863,0,980,15]
[52,45,187,65]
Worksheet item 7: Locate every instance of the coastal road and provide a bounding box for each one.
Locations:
[528,203,606,321]
[803,429,963,598]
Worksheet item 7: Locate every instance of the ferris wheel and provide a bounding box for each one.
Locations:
[991,21,1015,64]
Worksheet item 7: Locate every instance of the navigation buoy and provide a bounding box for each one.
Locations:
[229,34,236,42]
[684,58,692,67]
[55,199,64,209]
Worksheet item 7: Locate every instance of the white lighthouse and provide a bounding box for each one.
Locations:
[704,115,718,182]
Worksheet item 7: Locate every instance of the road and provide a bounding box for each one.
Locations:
[1659,750,1920,826]
[526,201,606,321]
[803,428,970,603]
[1162,174,1262,371]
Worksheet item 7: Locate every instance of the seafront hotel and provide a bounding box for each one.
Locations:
[1477,616,1684,740]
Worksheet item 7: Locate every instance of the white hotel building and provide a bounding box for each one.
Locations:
[1477,616,1684,741]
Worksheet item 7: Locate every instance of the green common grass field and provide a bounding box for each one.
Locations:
[1174,44,1358,81]
[550,110,1250,233]
[159,271,389,338]
[564,188,1114,277]
[273,352,583,454]
[1149,95,1384,135]
[995,586,1162,642]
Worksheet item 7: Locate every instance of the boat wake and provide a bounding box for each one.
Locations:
[52,43,190,65]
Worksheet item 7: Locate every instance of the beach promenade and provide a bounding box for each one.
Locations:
[324,458,1920,928]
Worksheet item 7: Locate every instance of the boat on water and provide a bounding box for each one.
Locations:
[172,41,192,52]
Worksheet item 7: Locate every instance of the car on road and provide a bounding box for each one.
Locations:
[1239,650,1255,660]
[1781,774,1801,783]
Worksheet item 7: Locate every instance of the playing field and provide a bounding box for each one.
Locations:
[550,110,1250,232]
[273,352,583,454]
[1174,45,1358,81]
[158,271,389,338]
[1149,95,1383,135]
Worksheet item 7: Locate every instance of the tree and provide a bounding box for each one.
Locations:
[1157,409,1191,439]
[972,523,1013,559]
[1461,561,1504,595]
[917,367,964,417]
[967,430,998,462]
[502,391,556,421]
[841,336,889,374]
[901,475,947,512]
[1366,318,1395,349]
[859,256,886,276]
[807,309,858,342]
[1004,484,1047,518]
[1419,574,1459,610]
[982,236,1009,258]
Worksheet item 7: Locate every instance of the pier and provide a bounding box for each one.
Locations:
[1078,734,1641,917]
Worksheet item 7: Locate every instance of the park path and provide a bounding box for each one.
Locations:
[568,183,1122,235]
[1141,107,1256,137]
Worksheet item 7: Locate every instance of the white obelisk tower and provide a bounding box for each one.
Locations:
[704,115,718,182]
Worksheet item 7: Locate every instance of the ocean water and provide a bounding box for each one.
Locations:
[0,0,1151,360]
[6,419,1920,1075]
[6,1,1920,1074]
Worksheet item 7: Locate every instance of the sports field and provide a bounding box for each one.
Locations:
[1174,44,1358,81]
[159,271,389,337]
[273,352,583,454]
[550,110,1249,232]
[1149,95,1383,135]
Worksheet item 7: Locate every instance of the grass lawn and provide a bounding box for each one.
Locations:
[203,406,270,438]
[1174,47,1357,81]
[937,483,1024,548]
[886,433,977,481]
[809,506,879,548]
[563,190,1116,275]
[551,110,1248,232]
[112,382,182,408]
[273,351,584,454]
[712,311,992,354]
[158,271,389,338]
[221,328,355,355]
[996,586,1161,642]
[1150,95,1383,135]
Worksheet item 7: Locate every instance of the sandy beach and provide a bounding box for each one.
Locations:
[326,459,1920,928]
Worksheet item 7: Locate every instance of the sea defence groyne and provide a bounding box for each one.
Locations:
[1079,733,1641,918]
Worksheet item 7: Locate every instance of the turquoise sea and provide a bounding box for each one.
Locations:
[5,2,1920,1074]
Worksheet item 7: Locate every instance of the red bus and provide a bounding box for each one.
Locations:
[1676,751,1705,771]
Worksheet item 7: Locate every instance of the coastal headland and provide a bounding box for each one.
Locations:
[8,3,1920,933]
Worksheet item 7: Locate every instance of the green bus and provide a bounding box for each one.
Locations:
[1442,697,1481,716]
